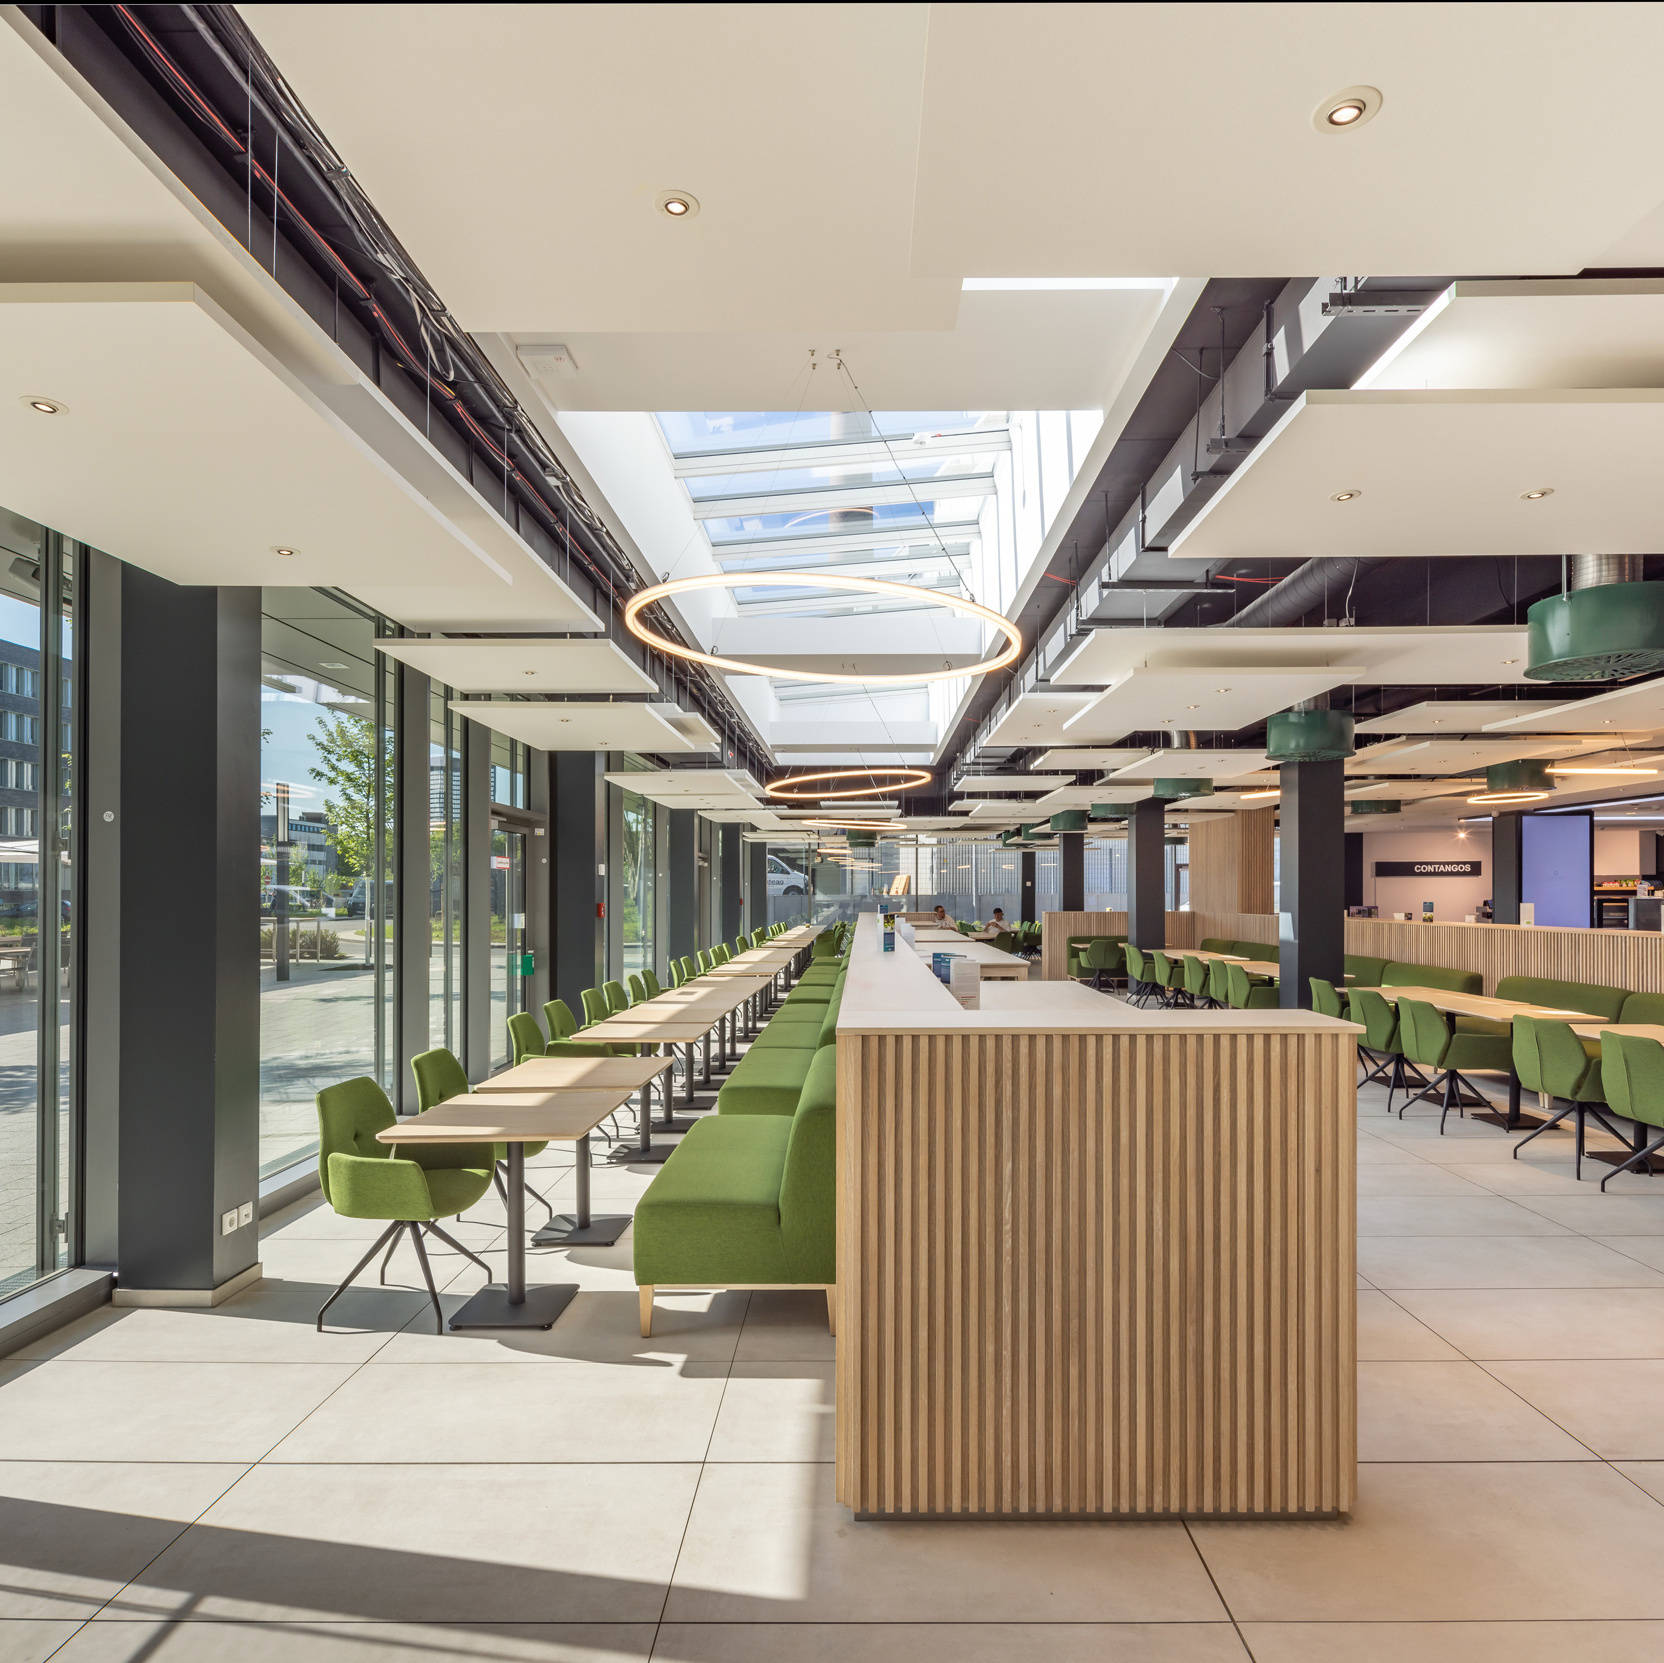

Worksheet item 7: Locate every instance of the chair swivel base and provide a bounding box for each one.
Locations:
[447,1282,578,1331]
[532,1211,633,1247]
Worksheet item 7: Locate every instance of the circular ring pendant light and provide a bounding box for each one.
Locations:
[622,572,1022,686]
[1466,758,1554,806]
[767,765,931,801]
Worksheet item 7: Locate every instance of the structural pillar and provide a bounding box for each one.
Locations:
[114,570,261,1296]
[462,715,492,1081]
[1127,799,1167,950]
[553,751,606,1021]
[394,663,430,1111]
[746,840,767,935]
[1020,850,1036,921]
[666,809,698,963]
[1491,811,1524,925]
[1060,830,1085,912]
[1279,759,1346,1009]
[719,824,743,943]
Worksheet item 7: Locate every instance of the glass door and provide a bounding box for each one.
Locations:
[490,822,528,1071]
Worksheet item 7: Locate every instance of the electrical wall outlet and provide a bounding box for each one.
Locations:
[238,1201,254,1228]
[220,1208,238,1237]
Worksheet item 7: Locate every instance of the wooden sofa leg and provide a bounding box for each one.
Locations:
[826,1287,836,1336]
[638,1286,653,1338]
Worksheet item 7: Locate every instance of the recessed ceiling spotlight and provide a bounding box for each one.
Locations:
[1520,488,1554,501]
[656,190,699,219]
[22,396,65,415]
[1501,658,1518,665]
[522,669,538,677]
[1329,489,1362,503]
[1215,687,1231,694]
[1314,85,1383,132]
[273,547,297,558]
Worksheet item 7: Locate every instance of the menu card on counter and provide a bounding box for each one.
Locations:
[948,958,981,1009]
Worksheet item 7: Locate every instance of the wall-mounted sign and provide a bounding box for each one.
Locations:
[1374,860,1482,878]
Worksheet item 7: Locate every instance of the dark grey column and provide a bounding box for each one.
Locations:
[696,816,714,946]
[1020,850,1036,921]
[462,716,492,1080]
[666,808,697,963]
[1344,832,1364,911]
[1491,811,1524,925]
[393,664,431,1109]
[552,751,606,1018]
[526,747,551,1021]
[1279,759,1346,1009]
[719,824,743,942]
[115,571,260,1294]
[746,840,767,935]
[1127,799,1166,950]
[1060,831,1085,911]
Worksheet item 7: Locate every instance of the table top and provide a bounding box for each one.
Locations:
[1572,1022,1664,1045]
[1373,985,1613,1024]
[379,1089,635,1144]
[477,1055,672,1093]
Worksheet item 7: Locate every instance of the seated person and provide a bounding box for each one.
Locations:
[932,904,948,925]
[988,908,1006,930]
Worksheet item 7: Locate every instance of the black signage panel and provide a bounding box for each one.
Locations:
[1373,860,1482,878]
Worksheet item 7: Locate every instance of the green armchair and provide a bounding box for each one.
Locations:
[1512,1014,1622,1179]
[1226,961,1278,1011]
[1598,1030,1664,1190]
[314,1075,493,1333]
[1394,996,1511,1131]
[411,1047,555,1223]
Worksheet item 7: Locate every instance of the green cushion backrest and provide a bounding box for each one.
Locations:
[604,980,630,1014]
[581,987,610,1026]
[1621,992,1664,1026]
[1310,977,1344,1018]
[1234,942,1279,962]
[1181,955,1208,995]
[627,973,648,1005]
[1495,976,1628,1020]
[779,1046,837,1282]
[1207,959,1229,1002]
[1225,963,1250,1007]
[816,978,846,1048]
[1125,944,1147,981]
[812,933,838,958]
[547,1039,615,1058]
[697,949,713,972]
[1382,962,1481,993]
[643,969,663,998]
[681,956,698,980]
[670,961,686,987]
[316,1076,395,1204]
[1515,1014,1601,1101]
[410,1047,469,1112]
[1083,939,1121,970]
[1601,1031,1664,1129]
[1396,998,1450,1069]
[507,1011,546,1062]
[991,931,1017,952]
[713,944,731,964]
[1343,955,1388,987]
[544,999,578,1041]
[1351,988,1399,1052]
[1150,951,1174,987]
[1199,938,1236,955]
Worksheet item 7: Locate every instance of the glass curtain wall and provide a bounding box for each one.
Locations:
[0,510,76,1299]
[429,690,465,1056]
[618,787,655,976]
[258,590,394,1178]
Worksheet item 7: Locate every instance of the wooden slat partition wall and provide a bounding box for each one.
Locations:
[1040,911,1198,981]
[1187,808,1276,916]
[834,1026,1357,1518]
[1190,912,1664,994]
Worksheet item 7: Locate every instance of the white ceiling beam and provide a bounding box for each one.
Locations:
[671,427,1010,476]
[688,474,994,520]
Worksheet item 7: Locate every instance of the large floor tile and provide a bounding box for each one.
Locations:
[1355,1165,1490,1198]
[1240,1621,1664,1662]
[655,1623,1249,1662]
[252,1235,497,1290]
[50,1622,657,1661]
[1357,1235,1664,1290]
[1485,1360,1664,1459]
[265,1359,725,1463]
[1614,1462,1664,1505]
[259,1201,503,1248]
[1392,1288,1664,1357]
[1597,1235,1664,1273]
[1514,1191,1664,1235]
[706,1361,836,1462]
[0,1362,354,1462]
[0,1621,83,1663]
[0,1463,243,1620]
[664,1463,1224,1622]
[1356,1361,1590,1460]
[1354,1138,1431,1167]
[1446,1160,1659,1198]
[1191,1462,1664,1620]
[1355,1196,1569,1237]
[733,1290,835,1360]
[1356,1291,1460,1360]
[107,1463,699,1623]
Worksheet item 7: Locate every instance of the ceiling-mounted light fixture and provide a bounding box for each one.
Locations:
[22,396,65,415]
[1240,789,1280,801]
[1467,758,1554,805]
[656,190,699,218]
[273,547,298,558]
[1548,765,1659,777]
[1329,489,1362,503]
[1520,488,1554,501]
[766,766,931,801]
[623,571,1022,686]
[799,817,907,832]
[1314,85,1383,132]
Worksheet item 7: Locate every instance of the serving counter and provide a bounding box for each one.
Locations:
[834,913,1358,1520]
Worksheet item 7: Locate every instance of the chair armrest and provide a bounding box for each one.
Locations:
[326,1151,435,1220]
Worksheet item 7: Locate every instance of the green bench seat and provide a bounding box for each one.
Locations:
[718,1043,819,1114]
[1345,955,1388,987]
[1495,975,1628,1020]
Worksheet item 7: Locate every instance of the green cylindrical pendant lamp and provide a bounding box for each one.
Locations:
[1266,708,1355,762]
[1526,582,1664,682]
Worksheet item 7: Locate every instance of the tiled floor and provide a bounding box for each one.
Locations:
[8,1054,1664,1660]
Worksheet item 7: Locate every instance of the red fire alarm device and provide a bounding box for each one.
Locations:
[596,901,606,919]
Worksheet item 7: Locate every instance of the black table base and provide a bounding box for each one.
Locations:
[533,1212,633,1247]
[448,1283,577,1330]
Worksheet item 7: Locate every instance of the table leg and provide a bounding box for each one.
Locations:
[450,1142,577,1328]
[683,1042,696,1108]
[536,1133,633,1246]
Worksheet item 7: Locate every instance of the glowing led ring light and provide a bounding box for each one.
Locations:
[767,766,931,801]
[801,818,908,832]
[1465,790,1550,806]
[622,571,1023,686]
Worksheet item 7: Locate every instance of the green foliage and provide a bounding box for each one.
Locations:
[260,923,343,960]
[306,711,391,881]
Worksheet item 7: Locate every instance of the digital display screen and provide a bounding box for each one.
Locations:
[1521,814,1592,928]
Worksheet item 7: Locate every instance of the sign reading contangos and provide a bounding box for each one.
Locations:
[1373,860,1483,878]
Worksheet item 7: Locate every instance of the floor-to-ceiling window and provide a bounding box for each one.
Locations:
[258,590,393,1178]
[488,737,530,1070]
[618,787,655,976]
[429,690,464,1055]
[0,511,77,1298]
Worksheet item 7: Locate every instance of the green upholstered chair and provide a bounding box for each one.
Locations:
[1226,961,1278,1011]
[1205,958,1230,1009]
[1149,951,1180,1006]
[1310,977,1348,1019]
[604,980,631,1016]
[1081,938,1121,991]
[1066,935,1094,978]
[1598,1030,1664,1190]
[990,930,1018,954]
[544,998,579,1041]
[1179,954,1210,1007]
[411,1046,554,1222]
[627,972,648,1005]
[643,969,663,998]
[734,936,750,955]
[752,927,767,947]
[1394,996,1511,1131]
[635,1043,837,1338]
[713,943,732,965]
[670,959,687,987]
[1344,955,1388,989]
[696,949,714,973]
[580,986,610,1028]
[506,1010,546,1063]
[1350,987,1418,1108]
[1123,944,1154,1006]
[1512,1014,1620,1179]
[681,955,699,981]
[314,1076,493,1333]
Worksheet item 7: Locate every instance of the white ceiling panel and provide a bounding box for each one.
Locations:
[1031,783,1161,809]
[1050,625,1535,689]
[376,636,655,695]
[1346,777,1483,801]
[1062,665,1357,741]
[1168,390,1664,563]
[1346,736,1603,775]
[1482,679,1664,734]
[650,706,722,755]
[981,688,1102,748]
[952,773,1077,792]
[1354,699,1580,735]
[604,767,761,807]
[461,702,693,752]
[1361,280,1664,392]
[1032,747,1156,772]
[1106,750,1272,783]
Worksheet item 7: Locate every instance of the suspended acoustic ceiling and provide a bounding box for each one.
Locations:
[1030,782,1165,810]
[0,283,601,628]
[1346,736,1610,775]
[951,774,1078,792]
[1165,389,1664,564]
[1482,679,1664,734]
[1049,626,1534,689]
[1032,748,1157,772]
[459,701,695,752]
[1062,666,1358,742]
[375,636,656,695]
[602,767,762,808]
[1105,750,1273,783]
[1360,280,1664,393]
[1353,699,1587,735]
[965,803,1040,819]
[1346,777,1484,801]
[652,706,722,754]
[708,614,987,677]
[981,688,1103,748]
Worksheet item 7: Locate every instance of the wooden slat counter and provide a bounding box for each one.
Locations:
[834,913,1358,1520]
